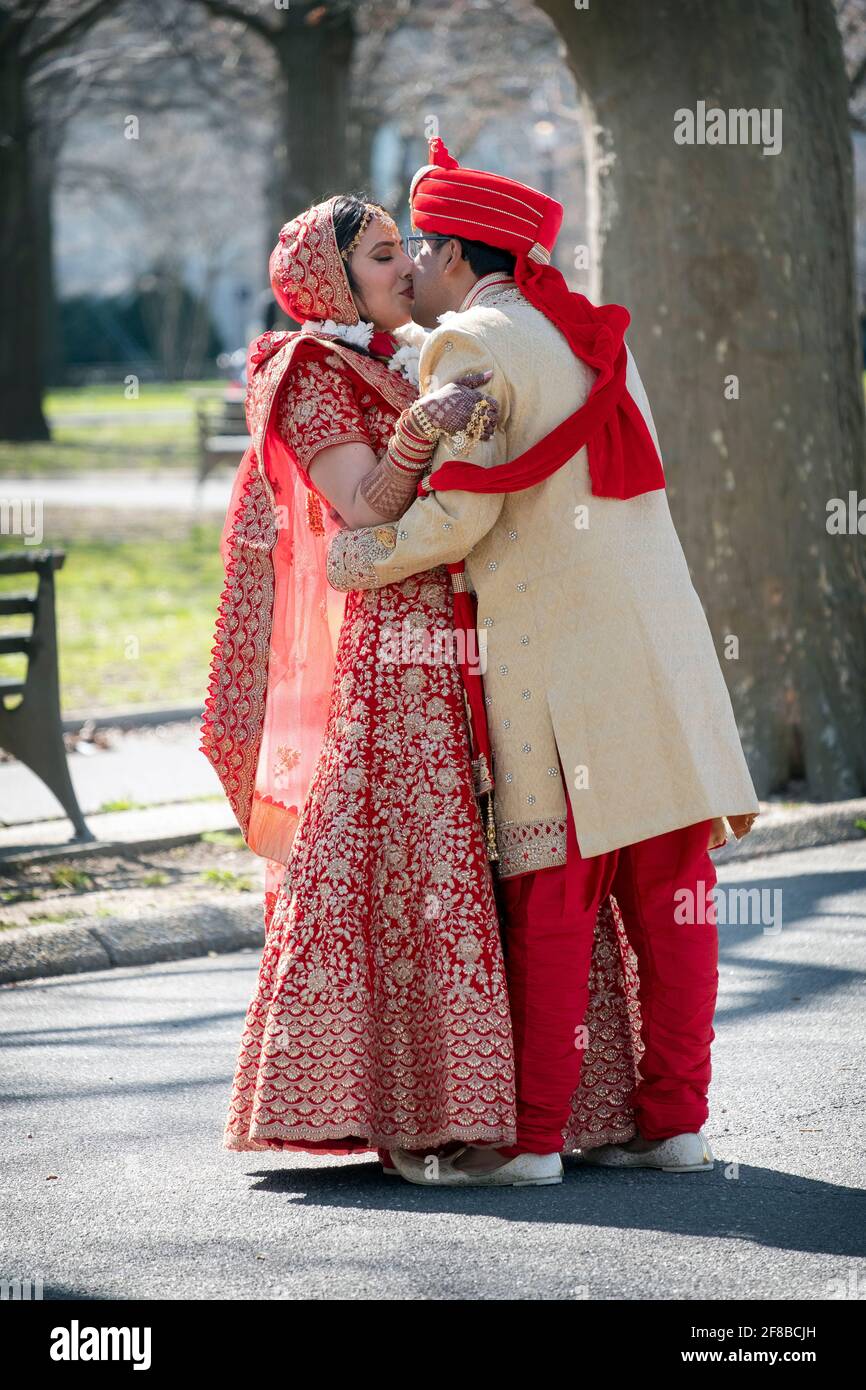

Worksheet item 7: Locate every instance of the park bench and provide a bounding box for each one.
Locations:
[0,549,92,840]
[191,387,250,487]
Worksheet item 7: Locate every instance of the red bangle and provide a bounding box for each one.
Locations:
[399,423,429,447]
[388,444,427,474]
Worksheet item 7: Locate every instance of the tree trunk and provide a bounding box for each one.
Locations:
[33,117,65,388]
[537,0,866,800]
[269,3,355,241]
[348,103,377,195]
[0,13,49,439]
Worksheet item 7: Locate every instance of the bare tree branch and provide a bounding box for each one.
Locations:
[155,0,265,113]
[0,0,50,57]
[192,0,277,44]
[22,0,121,68]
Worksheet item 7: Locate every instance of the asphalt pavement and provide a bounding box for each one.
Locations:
[2,839,864,1301]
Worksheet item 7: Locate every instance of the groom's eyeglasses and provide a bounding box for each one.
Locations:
[405,234,453,256]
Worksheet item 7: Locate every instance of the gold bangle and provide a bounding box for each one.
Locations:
[467,397,492,440]
[450,397,494,452]
[408,401,440,442]
[395,410,433,449]
[387,440,429,474]
[392,437,432,467]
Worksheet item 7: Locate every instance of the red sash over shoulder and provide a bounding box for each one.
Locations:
[418,332,664,503]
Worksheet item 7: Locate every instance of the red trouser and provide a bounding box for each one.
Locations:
[494,786,719,1156]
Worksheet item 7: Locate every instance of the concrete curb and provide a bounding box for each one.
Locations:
[0,898,264,986]
[61,704,203,734]
[1,798,864,989]
[0,800,239,863]
[712,798,866,862]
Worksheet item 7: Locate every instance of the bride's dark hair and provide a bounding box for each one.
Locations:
[331,193,385,293]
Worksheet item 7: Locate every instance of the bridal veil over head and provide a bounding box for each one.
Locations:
[203,198,371,905]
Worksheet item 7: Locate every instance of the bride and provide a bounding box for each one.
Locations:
[201,194,644,1176]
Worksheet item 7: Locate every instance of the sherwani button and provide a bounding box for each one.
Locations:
[483,617,494,626]
[520,635,529,644]
[499,664,508,674]
[517,582,527,592]
[522,742,531,752]
[505,772,513,783]
[503,719,511,728]
[522,689,531,699]
[488,561,498,570]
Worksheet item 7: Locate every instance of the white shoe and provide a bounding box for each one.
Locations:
[391,1145,563,1187]
[379,1144,464,1177]
[577,1129,714,1173]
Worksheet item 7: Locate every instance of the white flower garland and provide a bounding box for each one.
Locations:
[301,317,372,351]
[301,317,425,387]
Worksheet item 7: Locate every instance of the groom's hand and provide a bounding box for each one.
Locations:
[707,817,728,850]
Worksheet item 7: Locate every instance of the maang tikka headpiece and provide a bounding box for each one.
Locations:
[339,203,401,262]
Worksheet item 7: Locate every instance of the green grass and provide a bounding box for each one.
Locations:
[44,382,217,414]
[49,866,94,891]
[29,910,78,923]
[201,830,245,849]
[0,381,231,712]
[0,437,198,474]
[0,523,225,712]
[0,380,226,476]
[199,868,254,892]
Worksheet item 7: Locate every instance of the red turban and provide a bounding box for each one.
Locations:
[410,139,564,264]
[409,138,665,500]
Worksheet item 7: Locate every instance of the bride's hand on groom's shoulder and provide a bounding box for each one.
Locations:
[411,370,500,443]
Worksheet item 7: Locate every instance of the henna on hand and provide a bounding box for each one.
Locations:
[358,453,424,518]
[410,372,499,442]
[356,408,434,519]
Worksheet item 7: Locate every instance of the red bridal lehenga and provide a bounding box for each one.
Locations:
[200,198,644,1162]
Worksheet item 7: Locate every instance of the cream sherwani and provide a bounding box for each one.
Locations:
[326,273,760,877]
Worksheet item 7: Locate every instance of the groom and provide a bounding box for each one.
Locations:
[326,139,760,1187]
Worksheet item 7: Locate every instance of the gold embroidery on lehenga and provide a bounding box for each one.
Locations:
[224,566,520,1151]
[247,329,416,513]
[563,896,643,1152]
[218,338,644,1157]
